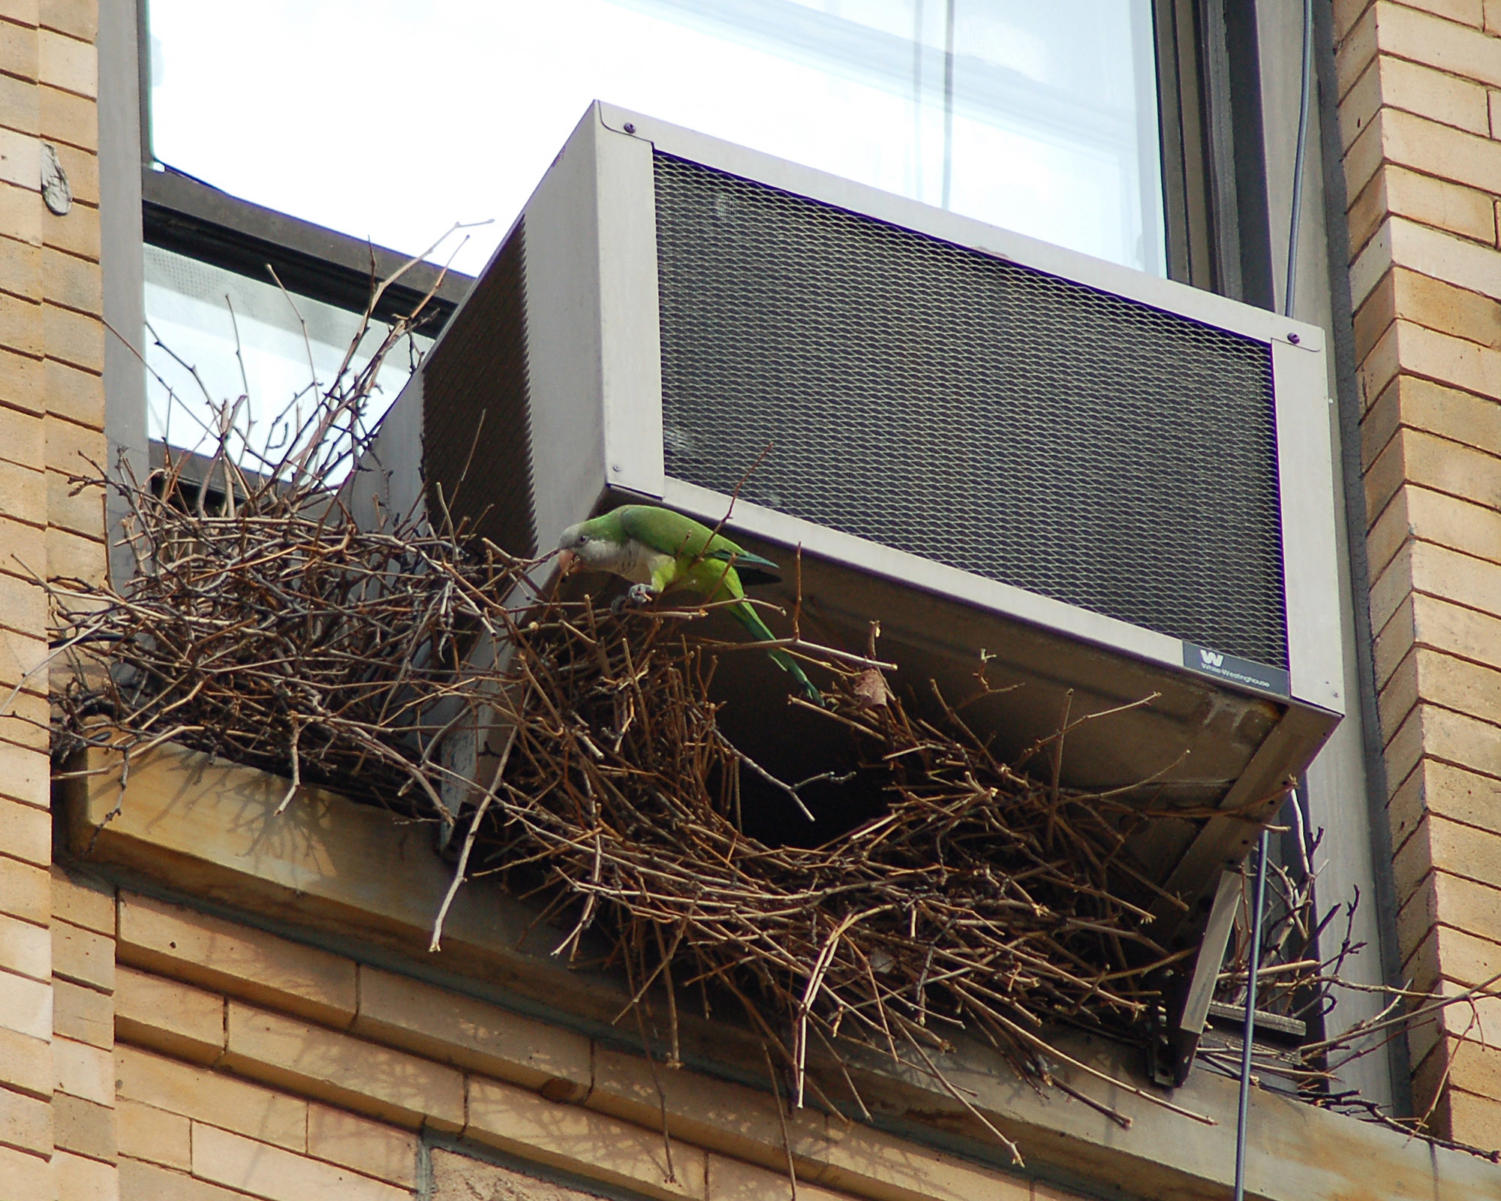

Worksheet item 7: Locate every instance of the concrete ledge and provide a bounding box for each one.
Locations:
[59,742,1501,1200]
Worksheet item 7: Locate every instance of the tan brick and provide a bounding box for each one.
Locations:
[1383,703,1424,788]
[115,1046,306,1152]
[1407,541,1501,625]
[0,346,42,417]
[0,856,49,926]
[0,572,46,645]
[1378,645,1418,749]
[588,1042,826,1172]
[0,911,47,982]
[1335,0,1372,39]
[0,403,44,475]
[53,1149,116,1201]
[0,186,40,250]
[1386,216,1501,306]
[306,1104,419,1190]
[0,797,48,867]
[120,1157,249,1201]
[1396,270,1501,349]
[1352,267,1394,362]
[1399,870,1501,966]
[117,893,357,1027]
[1381,55,1490,136]
[45,138,92,206]
[0,290,42,357]
[1339,58,1379,153]
[1444,1082,1501,1147]
[44,524,101,585]
[37,81,91,152]
[45,405,107,469]
[52,918,112,992]
[0,1145,49,1201]
[53,1092,113,1162]
[1395,758,1501,846]
[1374,2,1501,87]
[1370,427,1501,519]
[54,1035,110,1107]
[1336,3,1377,99]
[1407,813,1501,896]
[0,1026,50,1100]
[0,16,38,74]
[40,354,100,425]
[1488,0,1501,33]
[467,1075,708,1201]
[1411,0,1486,27]
[40,193,97,261]
[0,633,49,708]
[0,1083,51,1155]
[38,0,94,40]
[0,69,37,137]
[46,459,103,538]
[54,978,109,1048]
[117,1099,191,1172]
[354,966,591,1097]
[114,965,225,1065]
[1341,109,1385,212]
[1356,311,1399,407]
[36,27,91,98]
[223,1002,464,1133]
[1381,107,1501,200]
[1363,376,1501,475]
[0,456,45,530]
[49,870,111,936]
[429,1148,618,1201]
[707,1153,860,1201]
[1414,649,1501,733]
[40,244,97,316]
[819,1111,1028,1201]
[193,1123,409,1201]
[40,301,101,372]
[1347,173,1386,260]
[0,127,40,190]
[1403,922,1501,995]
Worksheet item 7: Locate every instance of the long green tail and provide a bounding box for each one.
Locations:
[729,602,822,704]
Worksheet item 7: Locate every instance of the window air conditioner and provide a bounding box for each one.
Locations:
[354,103,1344,943]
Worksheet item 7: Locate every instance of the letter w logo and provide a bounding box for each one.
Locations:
[1199,649,1225,668]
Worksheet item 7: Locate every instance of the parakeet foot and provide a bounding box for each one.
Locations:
[627,583,657,605]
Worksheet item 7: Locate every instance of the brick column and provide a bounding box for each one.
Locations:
[1336,0,1501,1140]
[0,0,108,1196]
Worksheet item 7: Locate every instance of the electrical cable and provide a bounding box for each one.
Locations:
[1233,1,1314,1196]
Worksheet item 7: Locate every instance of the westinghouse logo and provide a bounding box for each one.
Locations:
[1182,643,1289,696]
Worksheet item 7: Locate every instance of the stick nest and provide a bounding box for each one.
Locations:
[40,280,1387,1156]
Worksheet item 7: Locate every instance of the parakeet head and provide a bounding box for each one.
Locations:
[555,515,620,573]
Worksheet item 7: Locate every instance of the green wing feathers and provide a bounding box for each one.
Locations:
[614,506,820,702]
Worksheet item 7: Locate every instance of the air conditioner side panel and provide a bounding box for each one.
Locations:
[1274,337,1343,714]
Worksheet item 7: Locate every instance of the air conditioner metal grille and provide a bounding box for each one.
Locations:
[652,153,1289,668]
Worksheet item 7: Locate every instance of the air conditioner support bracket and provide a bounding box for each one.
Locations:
[1149,868,1242,1087]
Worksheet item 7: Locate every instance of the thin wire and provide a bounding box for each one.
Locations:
[1233,823,1273,1201]
[1234,0,1313,1193]
[1283,0,1315,321]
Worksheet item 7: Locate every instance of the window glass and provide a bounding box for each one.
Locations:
[143,245,431,480]
[146,0,1164,276]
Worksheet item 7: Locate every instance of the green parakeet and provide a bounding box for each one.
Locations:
[557,505,821,703]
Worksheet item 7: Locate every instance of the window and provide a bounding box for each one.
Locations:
[144,0,1167,276]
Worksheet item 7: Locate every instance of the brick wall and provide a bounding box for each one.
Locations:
[107,889,1053,1201]
[1335,0,1501,1139]
[0,0,107,1196]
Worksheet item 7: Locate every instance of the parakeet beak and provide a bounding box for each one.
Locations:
[556,548,576,574]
